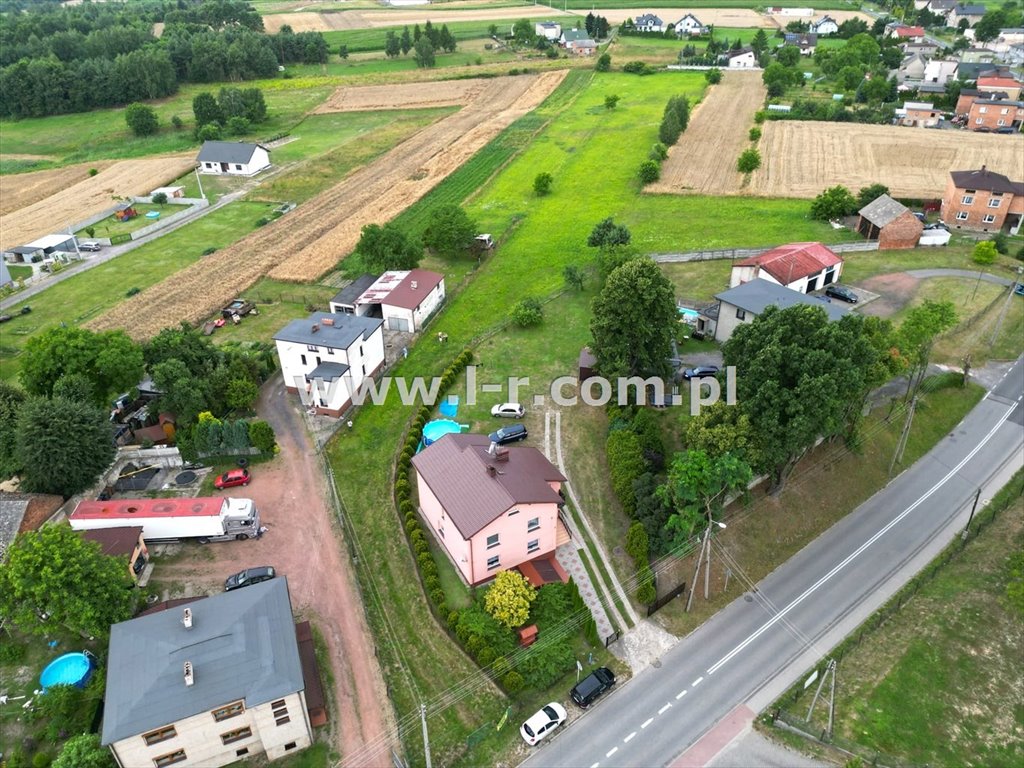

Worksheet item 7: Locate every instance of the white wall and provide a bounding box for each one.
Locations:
[276,324,385,412]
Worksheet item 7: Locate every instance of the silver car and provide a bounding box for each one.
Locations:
[491,402,525,418]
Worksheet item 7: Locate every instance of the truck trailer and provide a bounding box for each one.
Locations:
[68,496,260,543]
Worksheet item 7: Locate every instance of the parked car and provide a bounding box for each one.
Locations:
[825,285,858,303]
[681,365,720,380]
[78,242,102,252]
[488,423,528,445]
[491,402,525,419]
[520,702,567,746]
[1014,282,1024,297]
[224,566,276,592]
[214,468,251,489]
[570,667,616,708]
[995,126,1016,134]
[924,222,949,231]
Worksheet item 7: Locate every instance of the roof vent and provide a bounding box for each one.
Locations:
[486,465,497,477]
[184,661,194,687]
[182,607,193,629]
[322,317,334,327]
[311,324,319,333]
[411,280,418,290]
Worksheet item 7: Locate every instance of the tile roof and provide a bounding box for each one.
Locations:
[196,141,267,165]
[734,242,842,284]
[411,434,565,539]
[273,312,382,349]
[950,167,1024,195]
[859,194,913,228]
[384,269,444,310]
[102,578,303,744]
[0,494,29,557]
[80,526,143,557]
[716,279,850,321]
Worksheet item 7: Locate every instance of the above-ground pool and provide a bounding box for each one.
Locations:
[678,307,699,323]
[422,419,467,446]
[40,652,94,692]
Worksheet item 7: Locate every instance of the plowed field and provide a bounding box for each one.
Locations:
[0,156,194,250]
[747,122,1024,198]
[647,71,766,196]
[314,79,487,113]
[0,160,116,217]
[87,71,567,340]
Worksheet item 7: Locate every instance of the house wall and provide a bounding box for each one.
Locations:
[411,280,445,331]
[729,52,757,68]
[878,211,925,249]
[199,148,271,177]
[713,300,754,342]
[108,691,311,768]
[941,176,1022,232]
[729,264,841,293]
[967,101,1024,130]
[128,531,148,584]
[415,471,472,584]
[468,499,560,586]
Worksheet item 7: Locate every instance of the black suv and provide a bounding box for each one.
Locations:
[488,423,528,445]
[570,667,616,708]
[224,566,276,591]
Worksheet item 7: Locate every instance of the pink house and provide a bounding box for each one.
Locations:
[411,434,571,586]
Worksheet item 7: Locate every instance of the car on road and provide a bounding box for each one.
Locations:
[224,566,276,591]
[491,402,525,418]
[488,423,528,445]
[681,365,720,380]
[78,242,102,252]
[571,666,616,708]
[520,702,567,745]
[214,468,251,489]
[825,284,859,303]
[1014,282,1024,297]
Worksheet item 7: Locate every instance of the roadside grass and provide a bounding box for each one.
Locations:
[821,483,1024,767]
[929,280,1024,365]
[658,260,733,302]
[0,202,275,383]
[74,203,175,239]
[6,264,32,281]
[175,170,250,205]
[840,243,1024,284]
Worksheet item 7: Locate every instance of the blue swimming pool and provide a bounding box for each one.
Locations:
[678,307,699,322]
[422,419,465,446]
[40,652,94,691]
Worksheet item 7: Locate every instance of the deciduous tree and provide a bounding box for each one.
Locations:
[856,183,890,209]
[192,91,222,128]
[0,381,26,479]
[658,449,751,549]
[533,171,553,196]
[897,300,957,401]
[587,217,631,248]
[422,204,477,258]
[484,570,537,629]
[124,102,158,136]
[413,38,435,67]
[354,222,422,272]
[810,185,857,220]
[54,733,115,768]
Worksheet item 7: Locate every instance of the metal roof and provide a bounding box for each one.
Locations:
[734,242,842,285]
[0,495,29,557]
[950,167,1024,195]
[101,578,304,744]
[80,526,143,557]
[273,312,383,349]
[716,279,850,322]
[859,194,913,228]
[307,361,350,381]
[384,269,444,310]
[196,141,267,165]
[331,274,378,308]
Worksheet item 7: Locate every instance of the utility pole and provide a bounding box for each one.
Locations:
[420,704,432,768]
[194,166,206,200]
[888,396,917,477]
[962,487,982,541]
[806,658,836,726]
[685,524,709,613]
[962,353,971,388]
[687,502,727,611]
[826,658,837,740]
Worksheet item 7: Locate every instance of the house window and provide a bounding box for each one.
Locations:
[285,742,298,751]
[997,119,1006,126]
[527,517,540,532]
[1001,108,1009,114]
[235,164,243,170]
[736,308,747,320]
[212,701,245,722]
[979,107,988,113]
[153,750,187,767]
[236,748,249,757]
[487,555,500,570]
[988,199,1001,208]
[527,539,540,554]
[306,344,318,352]
[507,509,519,516]
[273,698,290,726]
[300,354,307,366]
[359,345,363,356]
[962,195,974,205]
[982,214,996,223]
[143,726,176,746]
[326,347,334,355]
[221,727,252,745]
[956,211,969,220]
[438,526,444,539]
[486,533,500,549]
[975,118,983,124]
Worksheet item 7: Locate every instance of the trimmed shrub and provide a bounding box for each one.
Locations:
[636,565,656,604]
[502,671,525,692]
[447,610,460,630]
[749,126,762,141]
[466,635,484,655]
[417,552,433,570]
[430,588,445,606]
[638,160,660,184]
[625,521,650,564]
[511,297,544,327]
[649,142,668,161]
[405,519,419,534]
[737,148,761,173]
[476,646,496,666]
[606,429,646,516]
[248,420,277,454]
[705,67,722,84]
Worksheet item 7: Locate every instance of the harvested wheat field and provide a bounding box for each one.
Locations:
[87,72,567,340]
[260,11,338,33]
[747,122,1024,199]
[0,156,193,251]
[767,9,871,27]
[315,79,492,113]
[647,71,766,196]
[0,160,117,217]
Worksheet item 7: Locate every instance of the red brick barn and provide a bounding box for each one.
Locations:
[857,194,924,249]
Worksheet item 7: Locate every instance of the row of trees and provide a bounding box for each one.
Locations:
[384,21,457,60]
[346,203,479,274]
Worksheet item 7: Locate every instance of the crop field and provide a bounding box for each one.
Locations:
[748,123,1024,199]
[0,160,116,216]
[85,72,567,339]
[314,79,489,112]
[648,70,766,196]
[0,156,195,251]
[766,9,871,25]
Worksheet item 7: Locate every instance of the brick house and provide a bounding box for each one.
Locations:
[967,99,1024,131]
[955,88,1007,114]
[730,242,843,294]
[857,195,924,249]
[940,167,1024,234]
[899,101,943,126]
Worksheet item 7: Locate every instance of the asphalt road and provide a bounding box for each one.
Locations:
[525,356,1024,768]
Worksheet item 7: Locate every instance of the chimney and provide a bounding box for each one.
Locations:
[311,323,319,333]
[182,607,193,629]
[411,280,418,290]
[495,447,510,462]
[322,317,334,327]
[184,661,194,687]
[486,465,497,477]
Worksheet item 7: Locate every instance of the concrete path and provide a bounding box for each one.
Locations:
[905,268,1015,286]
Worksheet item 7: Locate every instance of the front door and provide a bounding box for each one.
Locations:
[823,267,836,286]
[220,162,229,173]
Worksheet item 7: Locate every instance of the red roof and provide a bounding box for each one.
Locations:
[384,269,444,310]
[735,242,842,285]
[978,76,1021,89]
[895,26,924,36]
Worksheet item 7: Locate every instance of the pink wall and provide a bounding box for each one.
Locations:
[415,473,472,583]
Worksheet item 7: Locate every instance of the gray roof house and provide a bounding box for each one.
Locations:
[329,274,378,314]
[197,141,271,176]
[712,279,849,342]
[102,578,314,766]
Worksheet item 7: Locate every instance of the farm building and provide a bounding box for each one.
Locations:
[857,195,925,249]
[0,260,12,287]
[274,312,386,417]
[672,14,708,36]
[967,99,1024,131]
[341,269,446,333]
[729,242,843,294]
[726,48,757,68]
[712,279,849,343]
[567,38,597,56]
[3,233,78,263]
[810,15,839,35]
[197,141,271,176]
[328,274,378,315]
[150,185,185,199]
[941,167,1024,234]
[535,21,561,40]
[897,101,943,127]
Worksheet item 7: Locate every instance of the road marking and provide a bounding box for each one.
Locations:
[590,763,599,768]
[624,732,636,743]
[641,718,654,729]
[692,676,704,687]
[676,690,687,700]
[707,402,1019,677]
[606,747,618,758]
[658,703,672,715]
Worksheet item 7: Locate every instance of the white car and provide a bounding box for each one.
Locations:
[520,702,567,746]
[491,402,525,418]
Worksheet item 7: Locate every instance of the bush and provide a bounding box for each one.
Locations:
[606,429,646,516]
[810,185,857,221]
[88,168,98,177]
[510,297,543,327]
[196,122,222,141]
[737,148,761,173]
[395,478,411,496]
[202,247,217,255]
[659,109,681,145]
[749,126,762,141]
[533,171,553,196]
[124,102,159,137]
[972,241,998,265]
[595,52,611,72]
[636,565,656,604]
[430,588,445,606]
[992,232,1009,254]
[638,160,660,184]
[604,94,620,109]
[255,217,270,227]
[623,60,655,75]
[125,287,140,297]
[447,610,460,630]
[171,115,184,130]
[477,646,496,666]
[502,671,525,692]
[649,142,668,161]
[417,552,433,570]
[32,753,51,768]
[405,518,419,534]
[705,67,722,84]
[0,636,27,663]
[248,420,276,453]
[625,521,649,564]
[754,110,766,124]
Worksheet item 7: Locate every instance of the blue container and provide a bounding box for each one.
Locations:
[40,652,94,692]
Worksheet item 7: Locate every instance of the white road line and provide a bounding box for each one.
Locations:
[606,747,618,758]
[676,690,687,700]
[707,402,1018,677]
[624,732,636,743]
[641,718,654,729]
[658,703,672,715]
[691,676,704,687]
[590,763,599,768]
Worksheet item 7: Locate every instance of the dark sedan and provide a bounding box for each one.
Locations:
[224,566,276,591]
[825,285,859,303]
[681,365,720,380]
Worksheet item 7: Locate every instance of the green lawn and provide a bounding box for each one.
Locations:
[206,278,339,346]
[6,264,33,282]
[320,19,524,53]
[74,203,178,239]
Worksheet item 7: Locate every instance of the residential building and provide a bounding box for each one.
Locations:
[977,75,1023,101]
[947,4,986,28]
[80,526,149,584]
[0,493,63,557]
[672,13,707,36]
[902,42,940,58]
[560,28,591,46]
[727,48,758,68]
[896,52,928,84]
[411,434,570,587]
[101,579,315,767]
[856,195,924,249]
[196,141,271,176]
[940,167,1024,233]
[333,269,446,332]
[729,242,843,294]
[783,33,817,54]
[959,46,998,63]
[273,312,385,417]
[810,15,839,35]
[885,23,926,42]
[898,101,943,126]
[567,38,598,56]
[956,88,1007,114]
[634,14,664,33]
[1006,44,1024,66]
[924,0,957,16]
[922,59,958,86]
[2,234,77,264]
[712,279,849,343]
[535,21,561,40]
[967,98,1024,130]
[328,274,378,315]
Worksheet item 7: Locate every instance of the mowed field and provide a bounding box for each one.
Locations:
[748,123,1024,198]
[0,159,116,216]
[647,70,766,195]
[86,72,567,339]
[0,156,195,251]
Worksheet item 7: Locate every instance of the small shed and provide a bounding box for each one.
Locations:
[150,186,185,199]
[579,347,597,382]
[856,195,924,250]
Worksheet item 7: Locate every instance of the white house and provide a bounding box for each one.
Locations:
[713,279,849,343]
[273,312,385,417]
[729,242,843,294]
[727,48,758,68]
[810,15,839,35]
[947,4,986,28]
[3,233,78,264]
[923,58,959,85]
[634,14,664,33]
[339,269,446,333]
[672,13,707,36]
[197,141,271,176]
[101,579,315,767]
[535,21,561,40]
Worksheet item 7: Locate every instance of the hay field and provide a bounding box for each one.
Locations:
[0,160,117,216]
[87,72,567,340]
[314,79,491,112]
[747,123,1024,199]
[0,156,194,250]
[647,71,766,196]
[261,11,338,32]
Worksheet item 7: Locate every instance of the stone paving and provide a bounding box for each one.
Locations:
[555,542,616,645]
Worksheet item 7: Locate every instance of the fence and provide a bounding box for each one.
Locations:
[646,581,687,617]
[651,241,879,264]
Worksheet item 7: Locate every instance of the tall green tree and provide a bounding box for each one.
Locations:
[192,90,222,127]
[124,102,158,136]
[385,30,401,58]
[751,28,769,56]
[897,300,957,401]
[413,38,435,67]
[484,570,537,629]
[587,217,631,248]
[0,524,133,638]
[143,323,223,377]
[0,381,26,479]
[422,204,477,258]
[54,733,116,768]
[658,450,751,550]
[151,359,208,427]
[590,258,677,380]
[400,26,413,55]
[810,185,858,220]
[684,401,762,469]
[354,222,422,272]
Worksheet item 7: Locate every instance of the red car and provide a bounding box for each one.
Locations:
[214,468,251,489]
